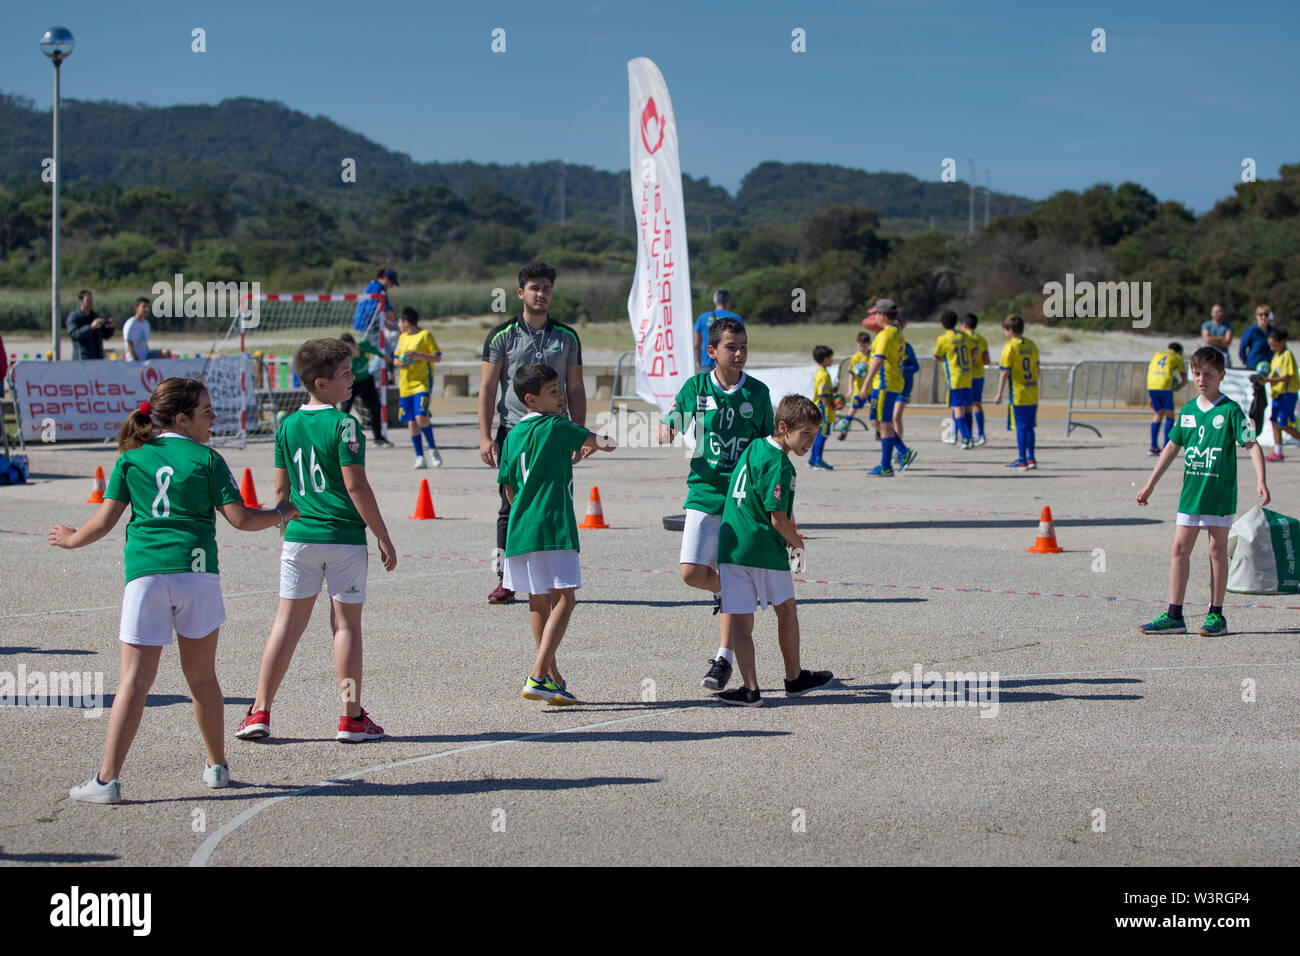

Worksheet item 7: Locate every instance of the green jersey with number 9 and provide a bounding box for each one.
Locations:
[104,434,243,583]
[274,404,367,544]
[1167,395,1254,517]
[718,436,796,571]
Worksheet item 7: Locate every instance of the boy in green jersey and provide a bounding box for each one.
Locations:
[339,331,391,446]
[50,378,296,803]
[1137,347,1269,636]
[657,317,773,692]
[715,394,834,706]
[500,364,616,705]
[237,339,398,743]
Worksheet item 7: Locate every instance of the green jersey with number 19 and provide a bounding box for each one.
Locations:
[103,434,243,583]
[274,404,367,544]
[718,436,796,571]
[498,412,592,556]
[1167,395,1254,517]
[661,370,774,515]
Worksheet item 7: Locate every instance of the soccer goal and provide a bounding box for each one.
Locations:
[204,292,390,448]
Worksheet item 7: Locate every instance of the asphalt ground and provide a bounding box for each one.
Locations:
[1,407,1297,866]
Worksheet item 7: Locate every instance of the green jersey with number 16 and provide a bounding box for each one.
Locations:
[103,434,243,583]
[718,436,796,571]
[1167,395,1254,517]
[274,404,367,544]
[661,370,774,515]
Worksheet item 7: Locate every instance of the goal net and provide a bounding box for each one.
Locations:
[204,292,390,448]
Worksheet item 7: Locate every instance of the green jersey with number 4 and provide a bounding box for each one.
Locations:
[661,371,774,515]
[498,412,592,556]
[718,436,796,571]
[274,404,367,544]
[1167,395,1255,517]
[104,434,243,583]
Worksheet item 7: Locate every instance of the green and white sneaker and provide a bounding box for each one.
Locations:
[521,675,562,701]
[1199,613,1228,636]
[70,774,121,804]
[1139,612,1187,634]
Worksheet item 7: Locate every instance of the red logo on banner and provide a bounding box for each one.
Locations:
[639,97,664,154]
[141,366,162,393]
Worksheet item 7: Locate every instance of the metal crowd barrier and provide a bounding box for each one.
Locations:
[1065,359,1189,437]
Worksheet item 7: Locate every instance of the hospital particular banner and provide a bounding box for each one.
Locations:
[11,356,252,440]
[627,57,694,410]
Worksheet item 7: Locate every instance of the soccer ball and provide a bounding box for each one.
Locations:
[275,410,288,429]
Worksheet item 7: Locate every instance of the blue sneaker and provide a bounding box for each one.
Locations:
[896,448,919,473]
[1006,460,1028,470]
[810,460,834,470]
[869,464,895,477]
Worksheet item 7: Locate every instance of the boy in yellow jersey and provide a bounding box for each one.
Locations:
[847,299,918,476]
[961,313,990,444]
[1262,328,1300,462]
[809,345,837,469]
[1146,342,1186,455]
[838,332,873,442]
[993,314,1040,470]
[934,309,975,449]
[395,307,443,468]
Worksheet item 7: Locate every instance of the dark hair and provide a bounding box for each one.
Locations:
[776,394,823,431]
[77,290,92,302]
[1268,328,1288,343]
[708,316,746,349]
[812,345,834,364]
[117,377,206,452]
[518,262,557,290]
[374,267,387,280]
[939,309,958,330]
[1189,346,1225,373]
[961,312,978,329]
[399,306,419,325]
[713,289,731,307]
[339,332,356,344]
[513,362,559,404]
[135,296,150,308]
[857,331,871,345]
[295,338,353,394]
[1003,314,1025,335]
[1168,342,1183,353]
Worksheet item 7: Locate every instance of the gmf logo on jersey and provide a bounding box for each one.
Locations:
[639,97,665,154]
[1186,446,1221,470]
[1181,414,1196,428]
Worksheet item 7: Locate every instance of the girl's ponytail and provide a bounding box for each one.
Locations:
[117,403,156,452]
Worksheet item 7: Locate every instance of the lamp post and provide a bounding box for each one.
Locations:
[41,27,74,362]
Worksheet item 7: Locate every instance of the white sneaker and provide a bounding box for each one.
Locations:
[70,774,121,804]
[975,435,987,446]
[962,440,973,449]
[413,455,427,469]
[203,763,230,789]
[426,448,443,468]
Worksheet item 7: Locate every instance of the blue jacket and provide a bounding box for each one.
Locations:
[1239,323,1275,371]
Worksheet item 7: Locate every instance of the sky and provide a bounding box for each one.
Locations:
[3,0,1298,213]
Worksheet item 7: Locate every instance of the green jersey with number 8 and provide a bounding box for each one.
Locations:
[104,434,243,583]
[274,404,367,544]
[1166,395,1254,517]
[718,436,796,571]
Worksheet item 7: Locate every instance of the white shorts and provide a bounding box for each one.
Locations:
[120,573,226,646]
[280,541,369,602]
[719,563,795,614]
[503,550,581,594]
[1176,513,1234,528]
[679,509,722,568]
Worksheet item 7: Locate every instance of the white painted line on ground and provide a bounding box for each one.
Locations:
[189,703,702,867]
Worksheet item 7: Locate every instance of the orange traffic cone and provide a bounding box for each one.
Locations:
[85,466,105,504]
[579,486,609,529]
[1025,506,1064,553]
[408,479,439,520]
[240,468,262,508]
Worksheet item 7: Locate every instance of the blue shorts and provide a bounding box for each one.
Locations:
[949,386,973,408]
[875,390,899,422]
[1148,389,1174,412]
[1011,404,1038,430]
[398,391,430,422]
[867,389,879,421]
[970,378,984,402]
[1270,392,1297,427]
[900,375,914,404]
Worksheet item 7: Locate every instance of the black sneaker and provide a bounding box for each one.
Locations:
[701,657,733,691]
[712,594,722,616]
[717,687,762,707]
[373,437,393,447]
[784,669,834,697]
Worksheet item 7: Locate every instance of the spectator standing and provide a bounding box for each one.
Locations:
[1201,304,1233,368]
[66,290,115,361]
[1238,305,1276,438]
[121,298,172,361]
[693,290,743,372]
[353,268,398,349]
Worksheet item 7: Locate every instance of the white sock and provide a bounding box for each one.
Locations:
[716,647,735,665]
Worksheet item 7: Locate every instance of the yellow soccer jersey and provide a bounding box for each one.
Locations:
[934,329,973,390]
[871,325,905,393]
[397,329,440,397]
[968,332,989,378]
[1146,349,1185,390]
[848,349,871,395]
[999,337,1039,406]
[813,365,835,409]
[1270,349,1299,398]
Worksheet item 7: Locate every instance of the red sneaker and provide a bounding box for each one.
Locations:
[235,707,270,740]
[1266,452,1284,463]
[488,583,516,604]
[337,708,385,743]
